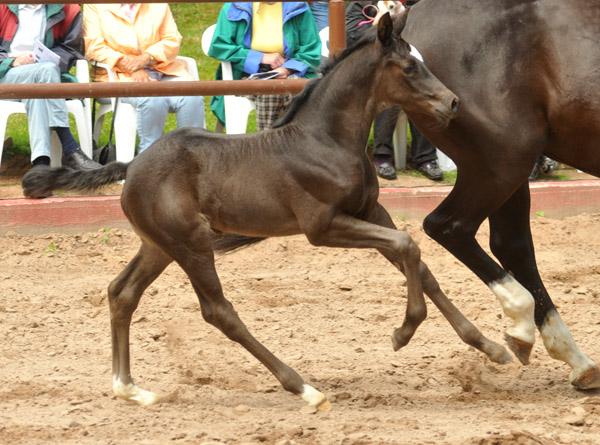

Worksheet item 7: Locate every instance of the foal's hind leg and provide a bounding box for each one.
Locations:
[369,203,512,364]
[109,241,173,405]
[489,184,600,388]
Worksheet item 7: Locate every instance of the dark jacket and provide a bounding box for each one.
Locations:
[0,4,84,80]
[346,1,377,48]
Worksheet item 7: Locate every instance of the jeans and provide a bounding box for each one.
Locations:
[310,2,329,32]
[121,76,205,153]
[0,62,70,162]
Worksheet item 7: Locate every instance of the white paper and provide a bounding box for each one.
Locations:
[247,71,280,80]
[33,39,61,66]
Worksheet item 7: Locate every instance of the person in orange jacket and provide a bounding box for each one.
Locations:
[83,3,205,153]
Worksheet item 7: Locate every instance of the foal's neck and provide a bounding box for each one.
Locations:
[296,56,382,153]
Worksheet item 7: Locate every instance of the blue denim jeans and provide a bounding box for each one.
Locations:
[0,62,70,162]
[310,2,329,32]
[121,76,205,153]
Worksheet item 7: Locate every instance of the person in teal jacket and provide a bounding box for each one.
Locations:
[208,2,321,131]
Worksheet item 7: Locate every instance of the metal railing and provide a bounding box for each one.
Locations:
[0,0,347,99]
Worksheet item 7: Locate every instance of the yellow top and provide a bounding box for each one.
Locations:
[251,2,284,55]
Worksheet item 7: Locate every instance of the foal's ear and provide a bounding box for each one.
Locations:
[377,12,394,47]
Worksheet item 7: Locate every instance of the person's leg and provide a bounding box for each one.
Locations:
[409,120,442,180]
[2,63,58,164]
[373,107,398,180]
[310,2,329,32]
[163,76,206,129]
[254,94,286,131]
[122,96,169,153]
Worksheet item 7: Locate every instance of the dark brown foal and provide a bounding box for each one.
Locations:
[22,12,510,409]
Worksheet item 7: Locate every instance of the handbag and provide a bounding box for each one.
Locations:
[92,97,118,165]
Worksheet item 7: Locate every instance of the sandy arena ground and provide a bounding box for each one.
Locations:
[1,210,600,444]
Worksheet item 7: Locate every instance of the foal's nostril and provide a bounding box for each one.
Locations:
[451,97,460,114]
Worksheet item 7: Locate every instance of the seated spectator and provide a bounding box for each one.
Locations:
[0,4,100,170]
[346,0,443,181]
[83,3,205,154]
[208,2,321,131]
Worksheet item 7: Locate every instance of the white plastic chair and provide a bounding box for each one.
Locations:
[319,26,330,59]
[90,56,200,163]
[201,24,256,134]
[0,59,93,168]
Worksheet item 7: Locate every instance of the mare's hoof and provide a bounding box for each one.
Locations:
[504,334,533,365]
[571,365,600,390]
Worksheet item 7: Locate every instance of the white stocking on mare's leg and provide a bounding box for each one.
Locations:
[489,185,600,387]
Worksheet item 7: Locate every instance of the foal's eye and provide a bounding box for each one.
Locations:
[402,64,413,75]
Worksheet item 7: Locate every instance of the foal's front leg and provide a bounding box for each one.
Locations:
[303,213,427,347]
[166,225,331,411]
[367,203,512,364]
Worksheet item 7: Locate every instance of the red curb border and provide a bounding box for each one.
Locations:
[1,180,600,235]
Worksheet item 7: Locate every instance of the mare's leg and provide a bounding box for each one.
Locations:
[109,240,173,405]
[155,211,330,410]
[489,183,600,388]
[423,175,539,365]
[369,203,512,364]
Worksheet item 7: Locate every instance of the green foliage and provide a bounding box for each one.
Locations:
[101,227,111,244]
[535,210,546,217]
[44,242,59,253]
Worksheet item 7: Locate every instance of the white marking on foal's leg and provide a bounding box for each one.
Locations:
[489,276,536,345]
[540,310,598,385]
[301,384,331,411]
[113,377,160,406]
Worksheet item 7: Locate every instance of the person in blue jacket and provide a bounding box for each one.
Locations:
[208,2,321,131]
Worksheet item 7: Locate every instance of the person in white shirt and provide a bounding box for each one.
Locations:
[0,4,100,171]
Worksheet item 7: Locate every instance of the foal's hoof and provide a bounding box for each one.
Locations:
[504,334,533,365]
[113,380,161,406]
[391,327,414,351]
[487,344,514,365]
[317,400,332,412]
[301,384,331,411]
[571,365,600,390]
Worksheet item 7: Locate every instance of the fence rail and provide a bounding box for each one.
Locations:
[0,1,347,99]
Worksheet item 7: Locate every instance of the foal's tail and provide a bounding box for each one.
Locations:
[212,233,267,254]
[21,162,129,199]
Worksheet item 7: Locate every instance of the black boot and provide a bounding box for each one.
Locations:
[62,148,102,171]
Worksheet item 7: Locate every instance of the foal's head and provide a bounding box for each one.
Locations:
[374,11,459,127]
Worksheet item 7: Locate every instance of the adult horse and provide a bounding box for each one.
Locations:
[402,0,600,389]
[22,12,503,409]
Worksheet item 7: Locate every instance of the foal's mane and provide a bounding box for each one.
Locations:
[272,31,378,129]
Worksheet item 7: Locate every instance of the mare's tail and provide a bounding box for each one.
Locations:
[22,162,129,199]
[212,233,267,253]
